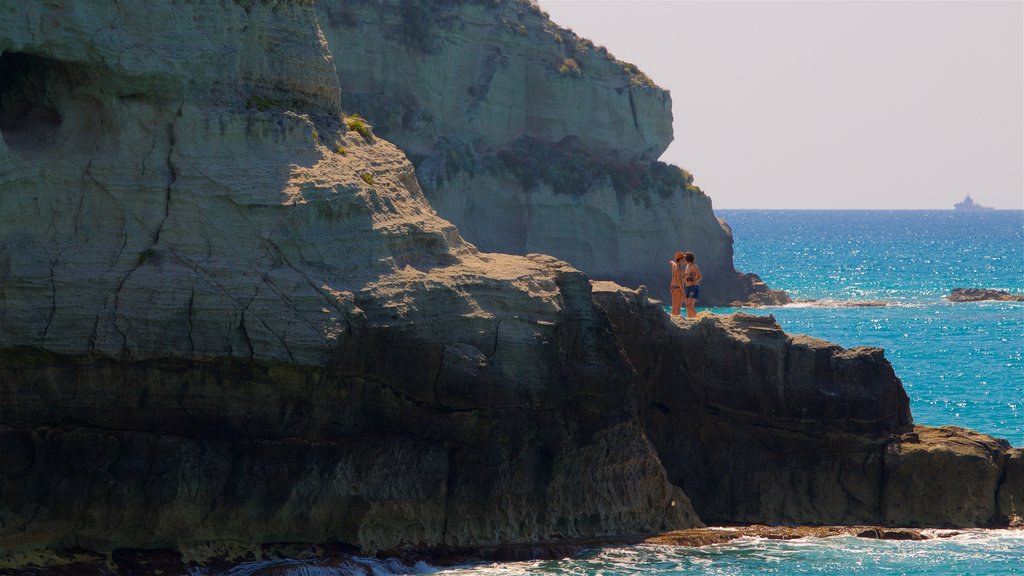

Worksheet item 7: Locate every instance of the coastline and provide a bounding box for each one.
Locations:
[1,2,1020,572]
[9,524,1024,574]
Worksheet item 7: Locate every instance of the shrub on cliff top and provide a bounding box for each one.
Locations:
[538,9,658,89]
[620,62,656,88]
[558,57,581,78]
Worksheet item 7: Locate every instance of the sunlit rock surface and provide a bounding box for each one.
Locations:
[318,0,782,305]
[0,0,697,563]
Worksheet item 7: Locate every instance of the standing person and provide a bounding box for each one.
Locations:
[683,252,702,318]
[669,251,686,316]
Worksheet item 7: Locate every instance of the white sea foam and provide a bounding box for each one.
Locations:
[422,530,1024,575]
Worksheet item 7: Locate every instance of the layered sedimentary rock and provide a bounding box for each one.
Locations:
[593,282,1022,527]
[0,0,698,563]
[317,0,779,305]
[2,1,1017,571]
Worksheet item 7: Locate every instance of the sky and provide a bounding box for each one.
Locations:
[538,0,1024,210]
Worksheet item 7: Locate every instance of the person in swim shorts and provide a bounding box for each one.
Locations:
[669,251,686,316]
[683,252,702,318]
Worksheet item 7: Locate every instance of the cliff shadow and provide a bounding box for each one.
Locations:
[0,52,69,157]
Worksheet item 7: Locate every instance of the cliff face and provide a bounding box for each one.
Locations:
[2,1,1018,570]
[0,0,347,364]
[594,282,1022,528]
[319,0,672,162]
[0,0,698,562]
[317,0,778,305]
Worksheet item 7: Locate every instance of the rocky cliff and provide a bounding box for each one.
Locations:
[0,0,697,564]
[593,282,1022,528]
[1,1,1018,571]
[317,0,783,305]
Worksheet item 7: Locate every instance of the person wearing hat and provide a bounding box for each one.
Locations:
[669,251,686,316]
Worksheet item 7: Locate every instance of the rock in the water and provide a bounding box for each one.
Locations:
[593,282,1020,528]
[998,449,1024,525]
[593,282,910,525]
[882,427,1012,527]
[855,528,926,540]
[948,288,1024,302]
[316,0,782,305]
[727,272,793,306]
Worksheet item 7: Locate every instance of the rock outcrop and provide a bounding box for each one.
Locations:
[1,1,1018,571]
[0,0,698,564]
[593,282,1022,527]
[948,288,1024,302]
[882,427,1016,527]
[317,0,781,305]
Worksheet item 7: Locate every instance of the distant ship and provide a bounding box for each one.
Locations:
[954,195,994,210]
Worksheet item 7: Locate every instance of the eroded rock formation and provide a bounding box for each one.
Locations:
[0,0,697,563]
[1,1,1018,572]
[317,0,781,305]
[593,282,1021,528]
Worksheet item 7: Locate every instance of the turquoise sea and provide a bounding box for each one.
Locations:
[426,210,1024,576]
[716,209,1023,448]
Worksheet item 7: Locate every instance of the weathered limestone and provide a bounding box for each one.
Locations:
[319,0,672,162]
[420,170,750,306]
[593,282,1021,527]
[1,2,1017,571]
[0,0,698,564]
[317,0,782,305]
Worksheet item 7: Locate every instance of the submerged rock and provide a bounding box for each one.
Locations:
[648,525,958,547]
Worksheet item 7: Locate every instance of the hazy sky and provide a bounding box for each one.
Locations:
[539,1,1023,209]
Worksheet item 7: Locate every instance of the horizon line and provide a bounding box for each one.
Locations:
[712,207,1024,211]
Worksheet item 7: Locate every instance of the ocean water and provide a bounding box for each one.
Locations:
[434,531,1024,575]
[214,531,1024,576]
[714,209,1024,447]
